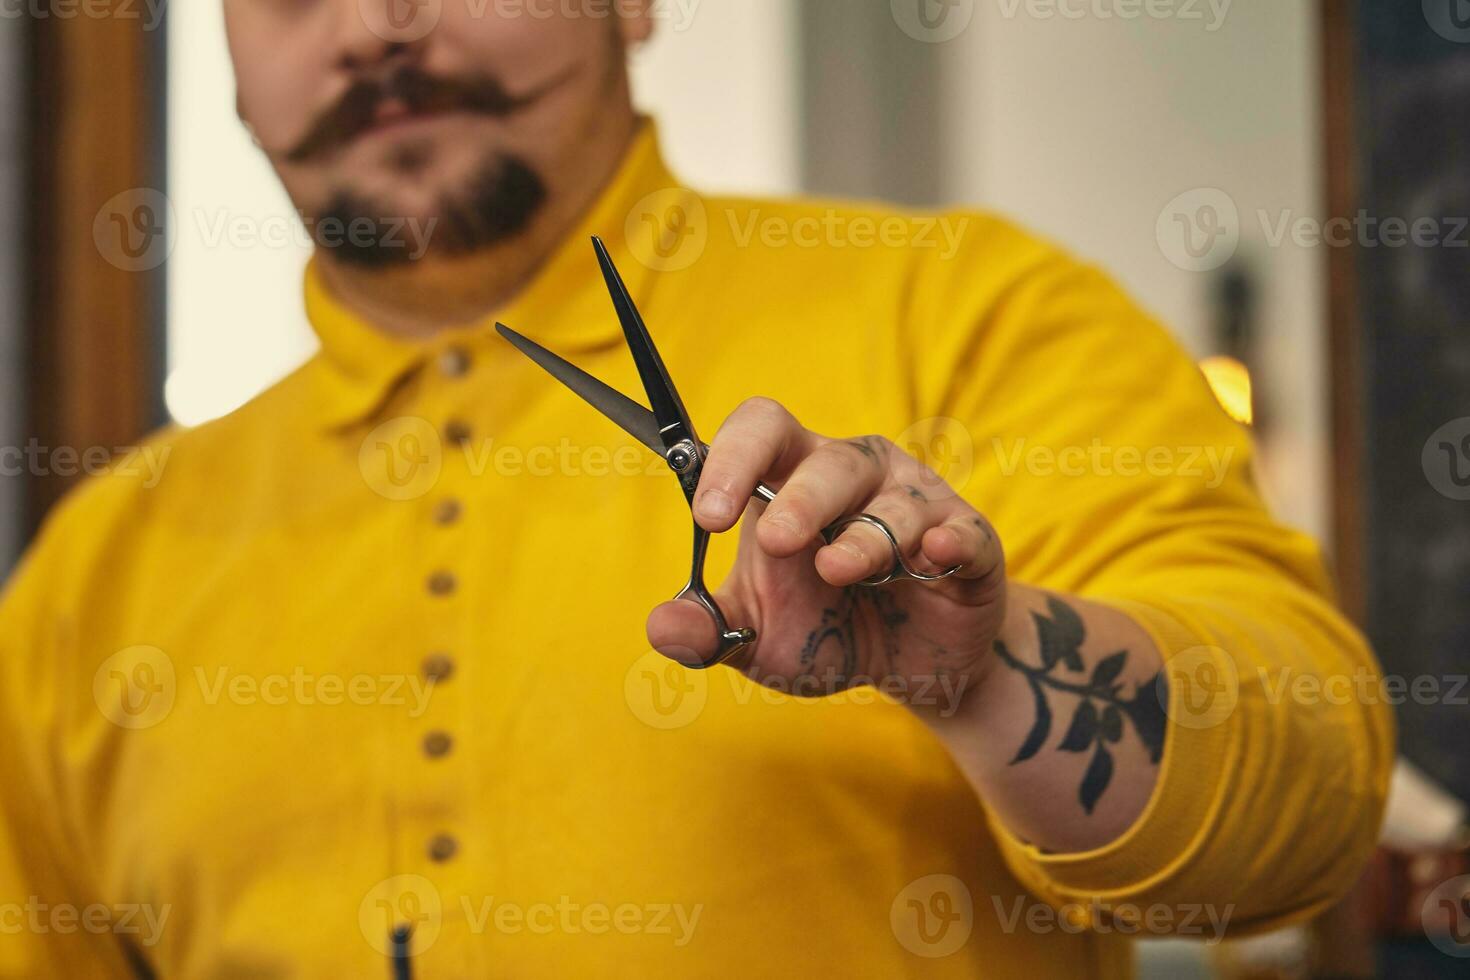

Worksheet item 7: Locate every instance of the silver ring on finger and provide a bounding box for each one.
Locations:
[822,513,963,587]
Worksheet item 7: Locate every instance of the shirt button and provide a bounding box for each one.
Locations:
[432,498,462,526]
[423,731,453,758]
[428,833,459,863]
[444,420,472,447]
[438,347,472,378]
[422,653,455,683]
[427,571,457,597]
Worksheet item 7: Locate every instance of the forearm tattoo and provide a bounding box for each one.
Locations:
[995,596,1168,815]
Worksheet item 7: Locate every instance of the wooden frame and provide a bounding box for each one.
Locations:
[24,4,165,535]
[1311,4,1377,978]
[1321,0,1365,624]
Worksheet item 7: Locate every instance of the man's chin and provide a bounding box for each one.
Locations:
[305,151,548,269]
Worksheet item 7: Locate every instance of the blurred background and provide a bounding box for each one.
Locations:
[9,1,1470,976]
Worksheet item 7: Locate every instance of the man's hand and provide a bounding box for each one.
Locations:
[646,398,1168,851]
[646,397,1005,713]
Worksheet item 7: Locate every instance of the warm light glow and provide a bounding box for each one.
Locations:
[1200,355,1254,426]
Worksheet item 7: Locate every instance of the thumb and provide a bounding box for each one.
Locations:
[646,588,758,670]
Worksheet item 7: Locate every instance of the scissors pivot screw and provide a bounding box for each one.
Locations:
[666,441,698,475]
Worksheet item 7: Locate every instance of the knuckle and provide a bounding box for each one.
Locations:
[843,435,892,470]
[777,480,820,513]
[739,395,793,427]
[814,442,864,479]
[880,484,926,509]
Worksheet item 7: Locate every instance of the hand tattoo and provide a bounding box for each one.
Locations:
[995,596,1168,815]
[796,588,908,691]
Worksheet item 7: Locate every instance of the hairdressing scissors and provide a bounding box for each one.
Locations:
[496,237,961,669]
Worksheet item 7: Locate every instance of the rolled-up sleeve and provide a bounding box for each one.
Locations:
[914,225,1395,934]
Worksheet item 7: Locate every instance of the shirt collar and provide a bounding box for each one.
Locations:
[305,118,678,432]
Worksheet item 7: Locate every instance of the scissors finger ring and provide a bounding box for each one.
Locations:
[821,513,963,587]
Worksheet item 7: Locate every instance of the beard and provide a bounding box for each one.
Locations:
[313,151,548,269]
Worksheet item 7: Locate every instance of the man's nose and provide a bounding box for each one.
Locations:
[334,0,439,72]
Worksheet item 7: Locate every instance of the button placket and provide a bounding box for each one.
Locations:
[418,366,474,876]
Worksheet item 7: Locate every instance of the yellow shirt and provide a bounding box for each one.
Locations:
[0,123,1392,978]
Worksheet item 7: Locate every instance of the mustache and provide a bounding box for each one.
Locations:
[285,66,566,164]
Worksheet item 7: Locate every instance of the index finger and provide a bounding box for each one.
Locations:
[693,397,819,532]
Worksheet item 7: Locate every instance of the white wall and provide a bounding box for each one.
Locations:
[631,0,800,195]
[165,3,800,428]
[939,1,1328,539]
[166,0,317,427]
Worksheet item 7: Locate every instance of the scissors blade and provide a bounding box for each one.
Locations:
[495,322,664,457]
[590,236,699,446]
